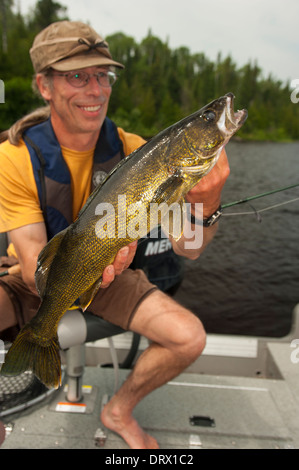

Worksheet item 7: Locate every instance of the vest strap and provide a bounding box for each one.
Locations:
[24,117,124,239]
[23,134,48,227]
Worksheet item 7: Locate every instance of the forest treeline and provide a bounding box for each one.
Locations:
[0,0,298,140]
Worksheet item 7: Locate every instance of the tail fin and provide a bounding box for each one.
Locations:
[0,324,61,389]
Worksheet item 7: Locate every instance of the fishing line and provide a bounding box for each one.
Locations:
[222,197,299,218]
[113,183,299,248]
[222,183,299,209]
[222,183,299,222]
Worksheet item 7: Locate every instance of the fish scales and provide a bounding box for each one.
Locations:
[0,93,247,388]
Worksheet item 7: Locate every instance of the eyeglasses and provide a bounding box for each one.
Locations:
[51,70,118,88]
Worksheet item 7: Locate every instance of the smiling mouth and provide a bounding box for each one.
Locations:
[79,105,102,112]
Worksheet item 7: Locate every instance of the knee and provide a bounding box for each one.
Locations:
[184,317,206,361]
[172,312,206,362]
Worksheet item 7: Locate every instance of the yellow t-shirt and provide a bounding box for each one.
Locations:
[60,145,94,221]
[0,127,145,254]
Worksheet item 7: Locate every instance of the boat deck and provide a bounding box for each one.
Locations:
[1,340,299,450]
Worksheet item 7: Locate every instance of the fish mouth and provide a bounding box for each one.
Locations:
[217,92,248,136]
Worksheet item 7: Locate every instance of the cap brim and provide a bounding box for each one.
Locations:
[50,53,124,71]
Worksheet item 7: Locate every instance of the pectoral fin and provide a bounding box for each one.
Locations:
[151,173,184,205]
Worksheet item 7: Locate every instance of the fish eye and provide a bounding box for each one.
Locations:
[202,110,216,122]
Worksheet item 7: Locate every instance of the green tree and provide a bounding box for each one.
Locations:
[0,2,298,140]
[0,0,13,53]
[29,0,68,30]
[0,77,43,129]
[215,54,238,97]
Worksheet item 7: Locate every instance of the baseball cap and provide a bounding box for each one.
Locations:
[30,21,124,73]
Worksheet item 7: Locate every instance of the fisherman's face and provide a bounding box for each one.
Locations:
[37,66,112,146]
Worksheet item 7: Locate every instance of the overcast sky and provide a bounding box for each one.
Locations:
[18,0,298,84]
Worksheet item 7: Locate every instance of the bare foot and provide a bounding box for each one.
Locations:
[101,399,159,449]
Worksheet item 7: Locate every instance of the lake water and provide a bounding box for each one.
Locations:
[174,141,299,338]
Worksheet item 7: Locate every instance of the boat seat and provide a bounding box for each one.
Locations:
[57,310,126,402]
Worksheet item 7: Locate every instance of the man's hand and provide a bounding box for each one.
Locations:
[171,148,230,260]
[101,241,138,288]
[185,148,230,217]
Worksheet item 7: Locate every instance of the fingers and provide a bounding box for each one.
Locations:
[8,264,21,275]
[100,241,138,289]
[101,265,115,289]
[127,240,138,265]
[185,149,230,216]
[113,240,138,273]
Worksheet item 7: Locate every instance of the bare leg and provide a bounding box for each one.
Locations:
[101,290,206,449]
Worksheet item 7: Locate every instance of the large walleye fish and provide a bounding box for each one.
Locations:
[1,93,247,388]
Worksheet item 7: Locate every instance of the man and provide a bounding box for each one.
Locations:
[0,21,229,449]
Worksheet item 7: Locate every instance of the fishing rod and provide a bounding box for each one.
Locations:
[222,182,299,220]
[137,182,299,240]
[222,182,299,209]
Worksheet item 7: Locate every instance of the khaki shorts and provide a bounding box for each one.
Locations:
[0,267,157,340]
